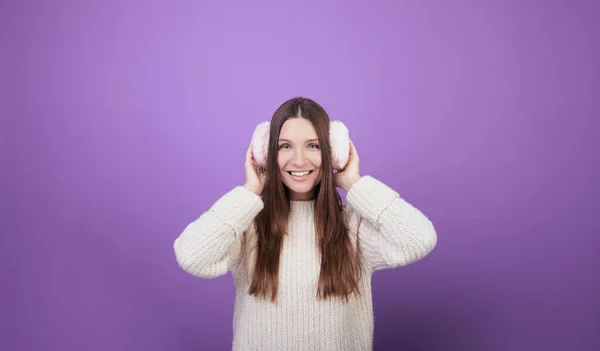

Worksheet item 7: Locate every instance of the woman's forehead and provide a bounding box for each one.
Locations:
[279,118,318,140]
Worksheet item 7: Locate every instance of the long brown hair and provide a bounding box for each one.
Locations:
[248,97,363,302]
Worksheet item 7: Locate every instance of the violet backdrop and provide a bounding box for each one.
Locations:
[2,0,599,350]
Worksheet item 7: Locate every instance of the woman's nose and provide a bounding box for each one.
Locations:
[292,149,306,166]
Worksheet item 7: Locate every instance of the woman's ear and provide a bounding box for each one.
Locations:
[329,120,350,170]
[251,121,270,168]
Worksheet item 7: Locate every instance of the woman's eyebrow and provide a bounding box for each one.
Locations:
[278,138,319,143]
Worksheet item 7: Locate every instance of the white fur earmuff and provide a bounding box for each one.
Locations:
[251,120,350,170]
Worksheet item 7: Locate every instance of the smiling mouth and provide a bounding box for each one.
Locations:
[287,170,313,177]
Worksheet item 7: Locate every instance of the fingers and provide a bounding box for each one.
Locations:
[246,142,255,168]
[246,142,252,160]
[349,138,359,159]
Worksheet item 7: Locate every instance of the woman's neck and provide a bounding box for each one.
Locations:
[288,189,316,201]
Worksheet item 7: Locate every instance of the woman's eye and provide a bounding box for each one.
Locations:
[279,144,290,149]
[309,144,320,149]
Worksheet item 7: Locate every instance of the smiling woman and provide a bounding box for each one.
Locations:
[173,97,438,351]
[277,116,323,200]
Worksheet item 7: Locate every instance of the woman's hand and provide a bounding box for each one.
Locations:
[244,142,266,196]
[334,139,362,192]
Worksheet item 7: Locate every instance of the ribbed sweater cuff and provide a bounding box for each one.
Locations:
[210,186,264,236]
[346,176,400,227]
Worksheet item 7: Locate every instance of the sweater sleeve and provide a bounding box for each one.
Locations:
[173,186,264,278]
[346,176,437,272]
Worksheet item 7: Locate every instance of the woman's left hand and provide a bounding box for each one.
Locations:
[334,138,362,192]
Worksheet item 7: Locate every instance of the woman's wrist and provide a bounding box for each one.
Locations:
[244,183,261,196]
[343,175,362,192]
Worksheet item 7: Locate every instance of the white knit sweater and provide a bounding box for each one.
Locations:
[173,175,437,351]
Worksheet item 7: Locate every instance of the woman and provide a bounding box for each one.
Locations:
[173,97,437,351]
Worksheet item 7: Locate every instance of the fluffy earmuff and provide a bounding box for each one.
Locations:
[251,120,350,170]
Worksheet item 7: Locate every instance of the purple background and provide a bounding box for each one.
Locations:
[2,0,599,350]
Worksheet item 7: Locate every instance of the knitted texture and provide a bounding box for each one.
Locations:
[173,176,437,350]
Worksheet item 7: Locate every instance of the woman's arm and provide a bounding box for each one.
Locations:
[346,176,437,272]
[173,186,263,278]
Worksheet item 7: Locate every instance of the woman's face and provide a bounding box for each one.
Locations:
[277,118,323,200]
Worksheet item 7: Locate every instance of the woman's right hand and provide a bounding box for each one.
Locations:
[244,142,266,196]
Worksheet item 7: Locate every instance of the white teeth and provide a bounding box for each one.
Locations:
[291,171,310,177]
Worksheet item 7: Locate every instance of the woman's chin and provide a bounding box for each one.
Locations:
[283,182,317,199]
